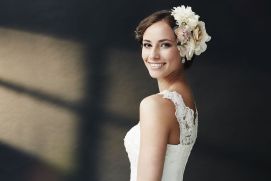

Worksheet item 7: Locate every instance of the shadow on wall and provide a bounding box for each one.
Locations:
[1,27,271,181]
[0,25,156,180]
[0,28,86,180]
[0,0,271,179]
[0,142,64,181]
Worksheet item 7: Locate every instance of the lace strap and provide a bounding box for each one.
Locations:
[159,90,198,145]
[159,90,187,119]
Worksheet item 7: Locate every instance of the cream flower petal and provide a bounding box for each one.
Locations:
[171,5,211,60]
[186,38,195,60]
[174,27,191,45]
[171,5,199,30]
[194,21,211,55]
[177,45,187,58]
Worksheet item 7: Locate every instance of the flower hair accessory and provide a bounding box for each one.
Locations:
[171,5,211,61]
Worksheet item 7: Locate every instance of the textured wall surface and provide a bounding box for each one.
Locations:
[0,28,86,178]
[0,0,270,181]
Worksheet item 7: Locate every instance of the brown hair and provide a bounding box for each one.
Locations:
[135,10,175,44]
[134,10,194,69]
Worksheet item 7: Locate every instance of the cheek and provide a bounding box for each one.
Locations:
[165,48,180,60]
[141,49,148,61]
[166,49,181,66]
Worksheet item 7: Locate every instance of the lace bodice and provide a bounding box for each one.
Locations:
[124,90,198,181]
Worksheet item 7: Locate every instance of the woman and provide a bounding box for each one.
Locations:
[124,5,211,181]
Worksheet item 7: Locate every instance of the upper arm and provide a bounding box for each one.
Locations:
[137,95,175,181]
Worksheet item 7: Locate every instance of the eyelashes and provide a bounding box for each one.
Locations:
[143,43,151,48]
[142,42,173,48]
[161,43,172,48]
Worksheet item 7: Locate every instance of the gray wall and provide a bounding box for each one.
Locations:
[0,0,270,181]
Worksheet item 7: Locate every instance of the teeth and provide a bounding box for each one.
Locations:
[149,63,164,69]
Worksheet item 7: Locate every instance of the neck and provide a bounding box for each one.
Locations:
[157,70,188,92]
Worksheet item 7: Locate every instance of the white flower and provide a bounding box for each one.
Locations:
[171,5,199,30]
[185,38,195,60]
[177,44,187,58]
[171,5,211,60]
[177,37,195,61]
[193,21,211,55]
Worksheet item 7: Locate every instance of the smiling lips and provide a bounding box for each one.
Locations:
[148,62,166,69]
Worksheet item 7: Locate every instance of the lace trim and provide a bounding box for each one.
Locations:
[159,90,198,145]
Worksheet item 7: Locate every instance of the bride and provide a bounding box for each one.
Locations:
[124,5,211,181]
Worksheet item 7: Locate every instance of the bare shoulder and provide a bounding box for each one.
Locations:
[137,94,177,180]
[139,94,176,126]
[140,94,174,111]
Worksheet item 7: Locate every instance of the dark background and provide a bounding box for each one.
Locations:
[0,0,270,180]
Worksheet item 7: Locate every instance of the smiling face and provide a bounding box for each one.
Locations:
[142,20,183,79]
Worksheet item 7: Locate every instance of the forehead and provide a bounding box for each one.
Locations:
[143,20,176,41]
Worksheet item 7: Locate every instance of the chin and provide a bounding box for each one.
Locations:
[148,71,164,79]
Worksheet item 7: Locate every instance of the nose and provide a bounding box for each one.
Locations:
[149,46,160,60]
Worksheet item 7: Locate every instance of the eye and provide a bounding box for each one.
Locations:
[143,43,152,48]
[161,42,172,48]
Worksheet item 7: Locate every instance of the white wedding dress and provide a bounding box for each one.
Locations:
[124,90,198,181]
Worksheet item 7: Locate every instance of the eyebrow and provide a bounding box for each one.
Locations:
[143,39,175,43]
